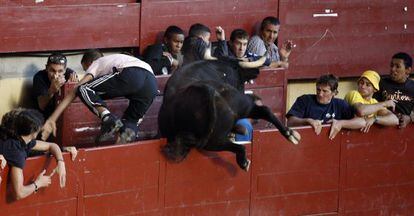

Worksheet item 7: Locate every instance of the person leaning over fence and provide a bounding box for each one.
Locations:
[286,74,366,139]
[344,70,398,133]
[41,50,158,144]
[0,108,77,200]
[32,53,78,119]
[143,25,185,75]
[374,52,414,128]
[246,16,293,69]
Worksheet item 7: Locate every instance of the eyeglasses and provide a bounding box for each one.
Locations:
[47,54,67,65]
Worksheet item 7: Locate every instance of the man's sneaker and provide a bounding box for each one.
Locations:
[96,114,123,143]
[118,128,137,144]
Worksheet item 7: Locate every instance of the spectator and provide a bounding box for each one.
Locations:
[344,70,398,132]
[32,53,78,119]
[0,108,77,200]
[41,50,158,144]
[182,23,216,65]
[246,16,293,69]
[214,28,271,65]
[286,74,365,139]
[143,25,185,75]
[374,52,414,128]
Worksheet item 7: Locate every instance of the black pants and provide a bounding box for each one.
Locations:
[77,67,158,124]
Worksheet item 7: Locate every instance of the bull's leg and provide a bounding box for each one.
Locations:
[204,141,250,171]
[231,124,248,135]
[248,105,291,139]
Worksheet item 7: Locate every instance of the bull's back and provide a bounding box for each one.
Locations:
[164,60,230,97]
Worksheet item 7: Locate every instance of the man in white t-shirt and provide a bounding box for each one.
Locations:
[42,50,158,143]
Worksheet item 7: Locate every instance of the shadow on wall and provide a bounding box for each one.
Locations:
[17,63,40,109]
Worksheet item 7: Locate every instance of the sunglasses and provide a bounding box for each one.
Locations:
[47,55,67,65]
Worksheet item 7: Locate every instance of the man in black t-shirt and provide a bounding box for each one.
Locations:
[374,52,414,128]
[32,53,78,119]
[143,25,185,75]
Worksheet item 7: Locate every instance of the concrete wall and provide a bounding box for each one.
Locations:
[0,54,84,119]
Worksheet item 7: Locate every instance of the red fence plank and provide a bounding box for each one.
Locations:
[0,3,140,53]
[82,141,162,215]
[251,127,340,215]
[1,125,414,214]
[0,1,135,7]
[279,0,414,79]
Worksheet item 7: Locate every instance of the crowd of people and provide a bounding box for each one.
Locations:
[0,16,413,200]
[287,52,414,139]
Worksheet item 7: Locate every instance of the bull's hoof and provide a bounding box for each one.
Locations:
[242,159,251,172]
[286,129,301,145]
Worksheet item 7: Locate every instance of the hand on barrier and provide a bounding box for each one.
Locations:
[63,146,78,161]
[0,155,5,185]
[0,154,6,169]
[308,119,323,135]
[398,113,411,128]
[328,119,342,140]
[35,170,52,189]
[361,117,375,133]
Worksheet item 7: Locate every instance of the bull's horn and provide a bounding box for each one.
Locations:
[238,55,267,68]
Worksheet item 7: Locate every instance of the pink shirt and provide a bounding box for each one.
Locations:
[86,54,154,78]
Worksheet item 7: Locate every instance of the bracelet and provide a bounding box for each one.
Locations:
[57,159,64,163]
[33,181,38,193]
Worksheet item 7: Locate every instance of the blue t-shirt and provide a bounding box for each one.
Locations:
[286,94,355,123]
[0,139,36,169]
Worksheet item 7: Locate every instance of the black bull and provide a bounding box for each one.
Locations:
[158,58,300,171]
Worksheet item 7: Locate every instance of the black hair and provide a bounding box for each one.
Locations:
[0,108,44,140]
[81,49,104,65]
[164,25,185,39]
[316,74,339,92]
[260,16,280,31]
[188,23,211,37]
[392,52,413,68]
[230,29,249,42]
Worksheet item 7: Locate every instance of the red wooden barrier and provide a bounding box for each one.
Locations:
[279,0,414,79]
[2,125,414,215]
[0,1,140,53]
[56,69,287,147]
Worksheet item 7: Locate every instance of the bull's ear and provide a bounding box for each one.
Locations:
[241,68,260,81]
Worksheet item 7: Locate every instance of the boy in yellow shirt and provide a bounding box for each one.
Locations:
[344,70,398,132]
